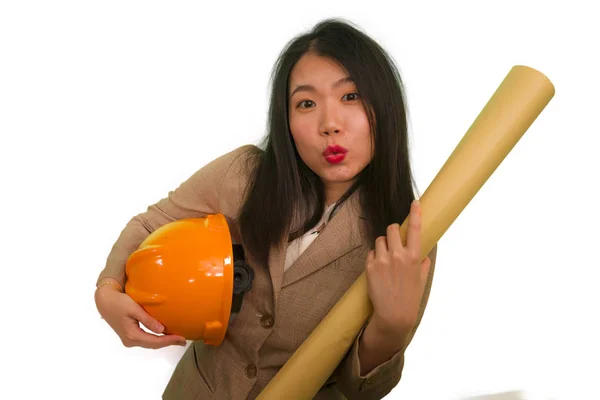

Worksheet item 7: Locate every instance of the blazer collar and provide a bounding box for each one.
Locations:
[268,190,366,312]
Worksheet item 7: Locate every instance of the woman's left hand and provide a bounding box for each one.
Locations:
[365,199,432,340]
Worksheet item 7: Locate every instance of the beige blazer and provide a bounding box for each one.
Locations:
[98,145,438,400]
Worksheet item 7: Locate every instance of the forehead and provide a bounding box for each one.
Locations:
[289,53,350,86]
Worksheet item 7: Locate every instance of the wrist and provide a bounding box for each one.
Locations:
[96,278,124,293]
[368,314,410,346]
[358,315,408,375]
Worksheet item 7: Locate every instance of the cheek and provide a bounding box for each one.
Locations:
[346,110,373,156]
[289,118,316,151]
[352,110,371,134]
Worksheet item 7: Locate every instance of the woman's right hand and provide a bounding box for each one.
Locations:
[95,285,187,349]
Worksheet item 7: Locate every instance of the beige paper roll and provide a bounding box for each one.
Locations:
[257,65,555,399]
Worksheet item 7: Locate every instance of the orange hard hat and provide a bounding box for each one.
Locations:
[124,214,253,346]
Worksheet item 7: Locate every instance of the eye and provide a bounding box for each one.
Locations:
[297,100,315,109]
[343,93,360,101]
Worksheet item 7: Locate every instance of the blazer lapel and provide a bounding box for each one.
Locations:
[267,237,288,313]
[280,190,365,288]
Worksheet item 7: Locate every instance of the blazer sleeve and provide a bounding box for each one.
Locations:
[95,144,258,289]
[333,244,438,400]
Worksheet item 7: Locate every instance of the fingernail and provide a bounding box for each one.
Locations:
[414,199,421,214]
[156,324,164,333]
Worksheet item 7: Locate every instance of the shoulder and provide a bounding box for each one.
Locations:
[228,143,263,159]
[217,144,263,214]
[196,144,262,185]
[225,144,263,172]
[219,144,263,187]
[210,144,263,170]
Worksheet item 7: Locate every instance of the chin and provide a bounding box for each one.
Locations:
[321,171,357,184]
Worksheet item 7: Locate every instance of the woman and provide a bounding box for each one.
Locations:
[95,18,438,399]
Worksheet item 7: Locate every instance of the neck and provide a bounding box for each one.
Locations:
[324,181,353,206]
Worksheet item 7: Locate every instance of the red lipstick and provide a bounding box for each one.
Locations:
[323,145,348,164]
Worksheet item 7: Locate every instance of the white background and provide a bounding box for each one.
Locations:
[1,1,598,399]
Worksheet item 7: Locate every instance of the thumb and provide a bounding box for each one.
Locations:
[420,256,432,282]
[130,303,164,334]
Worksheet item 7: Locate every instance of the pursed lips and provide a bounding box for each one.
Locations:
[323,145,348,164]
[322,144,348,157]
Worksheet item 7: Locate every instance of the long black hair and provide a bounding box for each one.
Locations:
[239,18,417,268]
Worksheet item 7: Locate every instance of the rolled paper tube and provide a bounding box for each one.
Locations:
[257,65,555,399]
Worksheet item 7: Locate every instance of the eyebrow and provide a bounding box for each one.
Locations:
[290,76,355,98]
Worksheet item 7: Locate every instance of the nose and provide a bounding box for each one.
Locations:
[320,103,342,136]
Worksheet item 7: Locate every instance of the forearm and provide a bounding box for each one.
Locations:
[358,316,409,376]
[97,216,154,288]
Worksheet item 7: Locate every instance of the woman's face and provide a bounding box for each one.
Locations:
[288,53,373,204]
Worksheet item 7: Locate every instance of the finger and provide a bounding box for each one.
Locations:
[138,332,188,349]
[386,223,403,255]
[406,200,422,260]
[365,250,376,279]
[375,236,388,259]
[130,303,165,334]
[125,325,187,349]
[366,249,375,263]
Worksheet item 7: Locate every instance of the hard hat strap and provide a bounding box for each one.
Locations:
[231,244,254,315]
